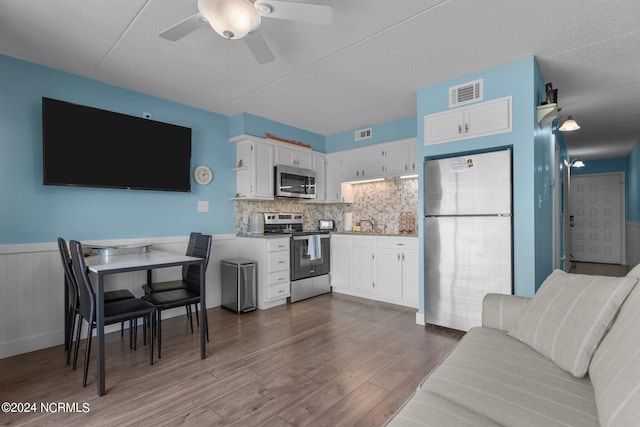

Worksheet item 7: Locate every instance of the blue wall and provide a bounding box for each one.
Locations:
[230,112,325,152]
[0,54,236,244]
[570,157,628,176]
[326,116,417,152]
[625,141,640,222]
[416,57,548,309]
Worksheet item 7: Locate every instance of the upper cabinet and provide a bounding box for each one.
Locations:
[424,96,512,145]
[274,145,314,169]
[383,138,416,176]
[231,135,274,200]
[340,137,417,181]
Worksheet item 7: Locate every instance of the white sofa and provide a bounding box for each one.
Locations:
[386,266,640,426]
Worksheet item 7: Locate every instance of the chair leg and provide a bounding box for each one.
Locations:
[133,318,138,351]
[82,326,93,388]
[149,313,154,366]
[157,311,162,359]
[72,318,83,370]
[66,310,77,364]
[121,321,125,337]
[194,304,200,327]
[143,316,147,346]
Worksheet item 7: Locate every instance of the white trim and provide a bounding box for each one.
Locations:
[0,234,236,255]
[416,312,426,326]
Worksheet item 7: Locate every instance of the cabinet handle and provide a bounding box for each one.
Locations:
[397,243,405,246]
[397,253,401,261]
[362,170,365,176]
[465,123,469,133]
[458,124,462,134]
[402,253,405,261]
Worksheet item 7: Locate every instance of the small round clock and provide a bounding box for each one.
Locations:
[193,165,213,185]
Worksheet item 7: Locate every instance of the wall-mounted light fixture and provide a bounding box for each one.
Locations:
[559,116,580,132]
[569,159,585,168]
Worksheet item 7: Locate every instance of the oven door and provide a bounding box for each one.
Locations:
[291,234,330,280]
[275,164,316,199]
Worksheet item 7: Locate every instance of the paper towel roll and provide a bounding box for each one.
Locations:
[343,212,353,231]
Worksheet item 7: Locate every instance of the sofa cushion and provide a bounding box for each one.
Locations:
[589,267,640,426]
[509,269,637,377]
[420,327,599,427]
[385,389,502,426]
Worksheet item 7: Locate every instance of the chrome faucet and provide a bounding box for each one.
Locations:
[360,218,377,233]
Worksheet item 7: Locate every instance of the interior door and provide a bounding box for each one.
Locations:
[570,173,624,264]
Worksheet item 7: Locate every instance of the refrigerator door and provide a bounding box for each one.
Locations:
[425,215,512,331]
[425,149,512,216]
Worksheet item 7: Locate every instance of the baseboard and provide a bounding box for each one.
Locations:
[415,312,426,326]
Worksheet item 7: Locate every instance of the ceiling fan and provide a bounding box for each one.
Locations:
[159,0,333,64]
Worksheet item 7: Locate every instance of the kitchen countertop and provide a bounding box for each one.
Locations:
[332,231,418,237]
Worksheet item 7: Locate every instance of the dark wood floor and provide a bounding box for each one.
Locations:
[0,293,463,426]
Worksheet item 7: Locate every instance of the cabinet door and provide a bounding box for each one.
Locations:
[253,141,274,198]
[274,145,296,167]
[408,138,417,173]
[424,109,464,145]
[361,146,384,180]
[295,149,314,169]
[351,240,374,292]
[330,243,351,288]
[341,150,361,181]
[374,248,402,299]
[402,250,419,304]
[464,96,511,139]
[325,153,342,202]
[312,153,325,201]
[383,140,411,177]
[236,141,253,198]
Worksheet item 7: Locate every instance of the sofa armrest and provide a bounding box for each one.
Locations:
[482,293,530,332]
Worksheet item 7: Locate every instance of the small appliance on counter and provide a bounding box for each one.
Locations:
[398,212,416,233]
[251,213,264,234]
[318,219,335,231]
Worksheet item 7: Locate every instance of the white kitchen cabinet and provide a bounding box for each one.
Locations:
[325,153,353,203]
[330,234,418,308]
[341,146,383,181]
[234,236,290,309]
[274,144,314,169]
[329,234,351,288]
[382,138,414,177]
[375,236,418,305]
[350,236,375,292]
[311,152,326,201]
[424,96,512,145]
[232,136,274,200]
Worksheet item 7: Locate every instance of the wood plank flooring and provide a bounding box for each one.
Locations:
[0,293,463,426]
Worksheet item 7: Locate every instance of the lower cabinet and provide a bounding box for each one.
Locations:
[330,234,418,308]
[234,236,290,310]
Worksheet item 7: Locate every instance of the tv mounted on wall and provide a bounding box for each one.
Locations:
[42,97,192,192]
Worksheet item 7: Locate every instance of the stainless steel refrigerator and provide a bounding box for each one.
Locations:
[424,149,513,331]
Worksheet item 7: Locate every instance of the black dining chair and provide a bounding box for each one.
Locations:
[142,232,203,330]
[69,240,157,387]
[142,233,212,358]
[57,237,136,364]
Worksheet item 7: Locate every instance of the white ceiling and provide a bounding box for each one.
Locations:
[1,0,640,160]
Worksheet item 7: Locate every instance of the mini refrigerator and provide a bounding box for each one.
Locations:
[221,259,257,313]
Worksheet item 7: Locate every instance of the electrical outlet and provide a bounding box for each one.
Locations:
[197,200,209,212]
[143,112,151,119]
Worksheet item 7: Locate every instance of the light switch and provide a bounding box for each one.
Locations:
[197,200,209,212]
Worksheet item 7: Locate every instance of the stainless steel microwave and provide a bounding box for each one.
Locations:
[274,164,316,199]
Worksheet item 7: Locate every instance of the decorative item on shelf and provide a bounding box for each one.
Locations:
[265,133,312,149]
[237,159,243,168]
[398,212,415,234]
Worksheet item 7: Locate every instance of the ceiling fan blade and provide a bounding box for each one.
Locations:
[244,30,275,64]
[254,1,333,26]
[159,13,206,41]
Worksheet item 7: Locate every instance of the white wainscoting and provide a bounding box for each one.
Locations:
[626,222,640,268]
[0,234,236,360]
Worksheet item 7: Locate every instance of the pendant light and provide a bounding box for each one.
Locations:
[559,116,580,132]
[198,0,261,40]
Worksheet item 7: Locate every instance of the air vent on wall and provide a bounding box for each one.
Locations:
[354,127,372,141]
[449,79,483,108]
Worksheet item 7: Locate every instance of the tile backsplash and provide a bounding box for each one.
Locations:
[235,177,417,233]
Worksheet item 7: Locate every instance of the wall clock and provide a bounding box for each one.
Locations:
[193,165,213,185]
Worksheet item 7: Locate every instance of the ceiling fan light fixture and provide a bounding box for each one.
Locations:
[559,115,580,132]
[198,0,261,40]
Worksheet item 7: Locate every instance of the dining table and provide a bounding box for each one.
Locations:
[84,248,207,396]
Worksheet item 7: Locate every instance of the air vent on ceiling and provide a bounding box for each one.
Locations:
[449,79,483,108]
[354,127,372,141]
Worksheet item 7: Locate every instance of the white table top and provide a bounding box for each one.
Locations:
[85,249,202,274]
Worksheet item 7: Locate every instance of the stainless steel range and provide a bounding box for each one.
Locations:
[263,212,331,302]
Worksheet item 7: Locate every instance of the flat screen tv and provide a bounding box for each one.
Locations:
[42,97,192,192]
